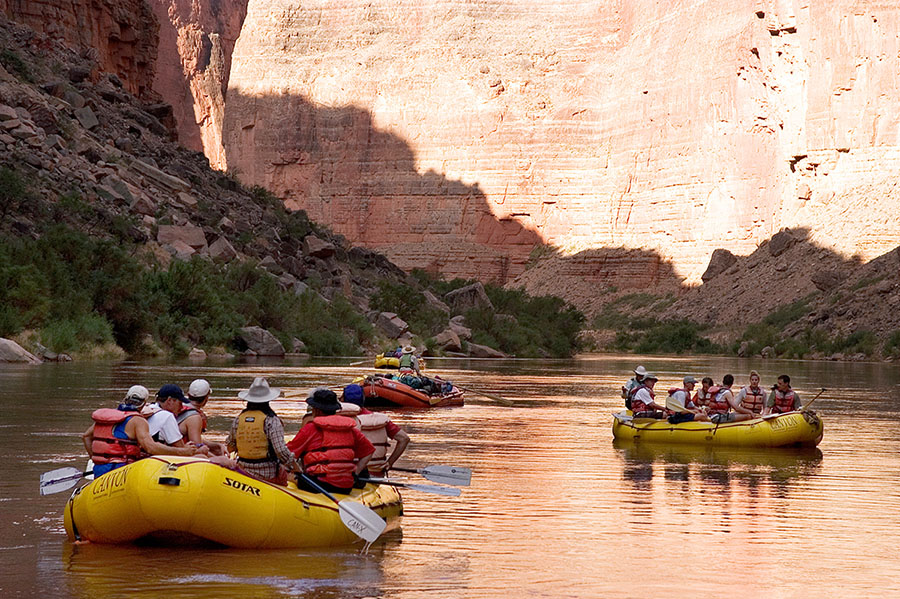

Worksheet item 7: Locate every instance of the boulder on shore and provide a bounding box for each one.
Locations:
[467,342,508,358]
[238,326,285,356]
[375,312,409,339]
[431,328,462,352]
[0,338,42,364]
[445,282,494,314]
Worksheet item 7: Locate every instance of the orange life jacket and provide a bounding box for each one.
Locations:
[300,415,358,488]
[630,386,656,413]
[91,408,147,465]
[740,386,766,414]
[772,388,797,413]
[693,386,717,408]
[357,412,391,474]
[706,387,731,415]
[176,404,208,442]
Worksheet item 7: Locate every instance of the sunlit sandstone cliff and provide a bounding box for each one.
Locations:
[1,0,158,97]
[136,1,900,285]
[148,0,247,169]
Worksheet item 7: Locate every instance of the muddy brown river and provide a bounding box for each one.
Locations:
[2,355,899,597]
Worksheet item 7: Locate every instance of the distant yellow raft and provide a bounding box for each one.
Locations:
[64,456,402,548]
[611,410,824,447]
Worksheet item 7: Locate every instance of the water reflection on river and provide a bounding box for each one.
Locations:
[2,355,900,597]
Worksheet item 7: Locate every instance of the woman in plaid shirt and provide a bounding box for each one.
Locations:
[226,377,299,485]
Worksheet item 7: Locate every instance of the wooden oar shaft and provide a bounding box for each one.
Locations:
[454,384,514,406]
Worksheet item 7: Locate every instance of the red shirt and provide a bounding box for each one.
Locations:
[287,418,375,459]
[359,407,402,438]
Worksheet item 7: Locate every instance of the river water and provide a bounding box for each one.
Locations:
[2,355,899,598]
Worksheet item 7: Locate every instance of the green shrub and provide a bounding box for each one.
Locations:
[614,319,721,355]
[884,330,900,357]
[371,278,447,337]
[0,225,376,356]
[0,166,30,224]
[0,49,34,82]
[41,313,114,352]
[764,297,812,329]
[851,275,885,291]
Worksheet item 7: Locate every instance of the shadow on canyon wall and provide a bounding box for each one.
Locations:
[216,90,897,330]
[221,89,545,284]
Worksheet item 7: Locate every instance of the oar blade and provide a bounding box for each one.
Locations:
[420,466,472,487]
[337,500,386,543]
[406,483,461,496]
[39,467,83,496]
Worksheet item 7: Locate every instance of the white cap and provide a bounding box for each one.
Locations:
[124,385,150,403]
[188,379,211,399]
[634,366,648,376]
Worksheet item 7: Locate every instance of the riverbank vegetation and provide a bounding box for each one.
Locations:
[0,225,373,357]
[372,270,585,358]
[589,292,897,360]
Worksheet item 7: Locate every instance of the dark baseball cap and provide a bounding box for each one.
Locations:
[157,384,186,402]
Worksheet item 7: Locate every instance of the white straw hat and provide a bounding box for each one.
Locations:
[237,377,282,403]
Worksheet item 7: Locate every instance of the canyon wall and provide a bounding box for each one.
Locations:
[218,0,900,286]
[1,0,158,97]
[148,0,247,169]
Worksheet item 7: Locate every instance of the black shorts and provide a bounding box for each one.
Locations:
[633,411,664,419]
[667,412,695,424]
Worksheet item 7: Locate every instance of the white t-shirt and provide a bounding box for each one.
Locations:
[633,387,654,407]
[146,407,183,444]
[666,389,692,412]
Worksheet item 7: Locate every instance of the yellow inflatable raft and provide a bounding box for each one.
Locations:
[374,353,426,370]
[64,456,402,548]
[611,410,823,447]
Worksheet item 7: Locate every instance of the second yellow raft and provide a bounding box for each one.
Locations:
[64,456,402,548]
[611,410,824,447]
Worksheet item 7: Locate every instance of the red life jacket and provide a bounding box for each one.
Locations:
[176,404,208,442]
[357,413,391,474]
[772,388,797,413]
[300,415,359,488]
[740,386,766,414]
[706,387,731,415]
[91,408,147,465]
[630,387,656,413]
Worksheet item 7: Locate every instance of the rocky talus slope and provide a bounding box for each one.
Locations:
[0,15,516,360]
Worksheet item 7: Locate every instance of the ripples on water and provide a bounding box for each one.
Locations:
[1,355,899,597]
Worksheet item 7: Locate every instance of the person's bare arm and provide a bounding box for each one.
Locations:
[385,430,410,470]
[183,415,203,445]
[130,418,198,456]
[355,454,372,475]
[82,424,95,458]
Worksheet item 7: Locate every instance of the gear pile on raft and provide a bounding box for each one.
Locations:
[363,344,465,408]
[43,375,470,549]
[612,366,824,447]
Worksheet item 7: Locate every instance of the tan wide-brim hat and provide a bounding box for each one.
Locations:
[238,377,282,403]
[402,345,416,354]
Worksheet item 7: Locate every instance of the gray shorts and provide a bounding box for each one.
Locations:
[710,412,738,424]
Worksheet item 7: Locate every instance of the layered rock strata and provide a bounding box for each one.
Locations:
[1,0,158,97]
[148,0,247,168]
[219,0,900,285]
